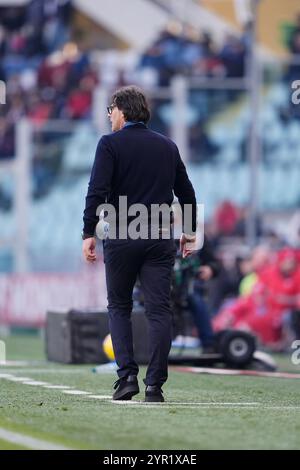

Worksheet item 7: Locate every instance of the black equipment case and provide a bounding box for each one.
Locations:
[45,308,149,364]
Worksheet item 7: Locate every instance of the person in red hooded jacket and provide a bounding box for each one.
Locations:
[213,247,300,348]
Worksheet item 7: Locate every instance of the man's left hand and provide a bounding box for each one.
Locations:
[180,233,196,258]
[198,265,213,281]
[82,237,97,263]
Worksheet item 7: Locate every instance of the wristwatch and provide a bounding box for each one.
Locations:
[81,231,94,240]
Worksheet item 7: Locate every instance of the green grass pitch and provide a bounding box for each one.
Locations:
[0,333,299,450]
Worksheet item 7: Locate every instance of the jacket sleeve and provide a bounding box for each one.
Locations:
[173,146,197,234]
[83,135,114,235]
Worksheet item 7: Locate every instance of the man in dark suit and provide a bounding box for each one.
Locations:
[82,86,197,402]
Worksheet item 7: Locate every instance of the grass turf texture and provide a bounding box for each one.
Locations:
[0,334,300,450]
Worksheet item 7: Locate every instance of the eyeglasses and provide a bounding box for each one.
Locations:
[107,104,116,115]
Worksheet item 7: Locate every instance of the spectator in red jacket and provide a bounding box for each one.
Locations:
[214,200,240,236]
[213,247,300,348]
[66,76,93,120]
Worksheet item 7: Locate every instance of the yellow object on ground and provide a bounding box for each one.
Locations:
[103,334,115,361]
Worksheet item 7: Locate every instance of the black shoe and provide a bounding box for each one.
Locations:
[145,385,164,403]
[112,375,139,401]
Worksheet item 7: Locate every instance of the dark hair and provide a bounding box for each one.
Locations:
[112,85,151,124]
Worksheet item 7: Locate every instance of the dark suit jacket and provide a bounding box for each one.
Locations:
[83,123,197,235]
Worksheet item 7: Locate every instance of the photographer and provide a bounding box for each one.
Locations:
[173,235,221,352]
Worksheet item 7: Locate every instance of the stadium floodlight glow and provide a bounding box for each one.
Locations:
[0,80,6,105]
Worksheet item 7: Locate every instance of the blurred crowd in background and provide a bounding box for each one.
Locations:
[140,25,248,86]
[0,0,100,160]
[0,1,300,349]
[210,244,300,350]
[1,1,300,159]
[0,0,248,159]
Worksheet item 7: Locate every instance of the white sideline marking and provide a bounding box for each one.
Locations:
[111,400,140,404]
[261,406,300,410]
[110,401,260,407]
[87,395,112,400]
[0,427,70,450]
[113,404,260,409]
[2,368,105,374]
[3,373,299,411]
[175,402,259,406]
[62,390,91,396]
[4,377,32,382]
[42,385,73,390]
[21,381,51,386]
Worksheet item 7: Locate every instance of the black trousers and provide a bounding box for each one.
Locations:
[103,237,176,387]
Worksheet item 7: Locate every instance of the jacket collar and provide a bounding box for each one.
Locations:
[123,122,147,129]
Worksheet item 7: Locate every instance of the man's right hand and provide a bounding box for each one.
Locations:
[180,233,196,258]
[82,237,97,263]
